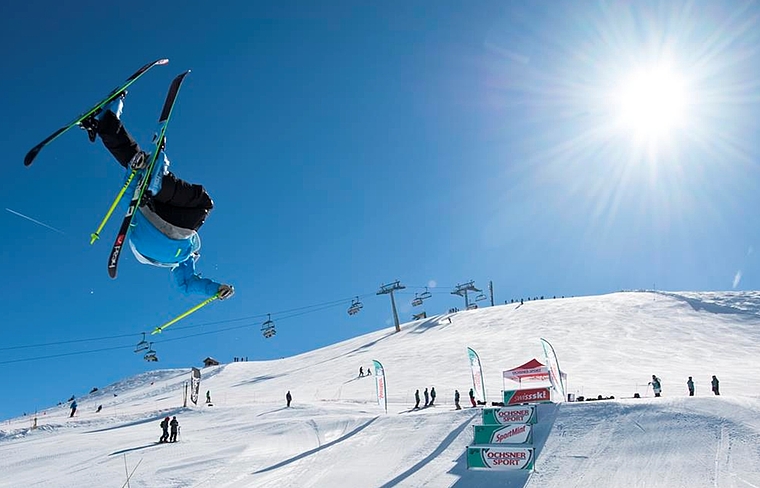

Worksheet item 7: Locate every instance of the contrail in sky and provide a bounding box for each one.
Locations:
[5,207,65,234]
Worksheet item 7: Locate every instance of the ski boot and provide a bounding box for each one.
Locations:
[79,116,99,143]
[78,91,126,142]
[128,150,150,171]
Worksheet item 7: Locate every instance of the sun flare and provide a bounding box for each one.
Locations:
[615,66,688,140]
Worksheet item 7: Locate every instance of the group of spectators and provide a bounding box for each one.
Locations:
[648,374,721,397]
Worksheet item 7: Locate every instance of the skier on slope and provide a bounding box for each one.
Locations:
[159,416,170,443]
[169,416,179,443]
[649,375,662,397]
[80,95,234,300]
[711,375,720,396]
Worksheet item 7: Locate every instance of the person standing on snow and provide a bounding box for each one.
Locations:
[649,375,662,397]
[469,388,476,407]
[286,391,292,407]
[69,400,77,418]
[423,388,429,407]
[711,375,720,396]
[687,377,695,396]
[206,390,211,404]
[414,389,420,409]
[169,416,179,442]
[430,387,437,406]
[81,94,234,300]
[454,390,461,410]
[159,416,170,443]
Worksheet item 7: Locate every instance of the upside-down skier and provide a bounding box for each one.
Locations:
[81,95,234,300]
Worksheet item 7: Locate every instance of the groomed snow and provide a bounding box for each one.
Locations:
[2,291,760,487]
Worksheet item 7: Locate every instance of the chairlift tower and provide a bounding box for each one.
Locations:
[451,281,481,309]
[377,280,406,332]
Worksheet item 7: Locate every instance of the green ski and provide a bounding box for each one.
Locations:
[24,58,169,167]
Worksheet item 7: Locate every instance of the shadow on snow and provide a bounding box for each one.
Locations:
[251,416,379,475]
[378,412,478,488]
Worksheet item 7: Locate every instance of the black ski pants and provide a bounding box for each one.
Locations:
[97,111,214,230]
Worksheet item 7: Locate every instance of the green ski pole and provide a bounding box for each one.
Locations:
[151,293,220,335]
[90,169,139,244]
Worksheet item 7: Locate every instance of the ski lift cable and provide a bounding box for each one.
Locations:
[154,301,344,344]
[2,290,387,362]
[397,289,448,296]
[0,292,377,353]
[0,331,141,352]
[5,305,339,364]
[0,343,136,365]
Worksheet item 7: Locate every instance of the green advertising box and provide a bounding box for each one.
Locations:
[482,405,537,425]
[473,423,533,445]
[466,446,535,470]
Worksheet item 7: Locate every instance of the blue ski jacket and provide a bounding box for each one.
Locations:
[120,162,221,298]
[127,209,221,297]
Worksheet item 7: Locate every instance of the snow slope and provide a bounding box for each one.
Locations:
[2,291,760,487]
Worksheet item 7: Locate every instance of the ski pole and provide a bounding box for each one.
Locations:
[151,293,219,335]
[90,169,139,244]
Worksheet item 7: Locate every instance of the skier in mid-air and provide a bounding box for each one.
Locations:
[81,95,233,300]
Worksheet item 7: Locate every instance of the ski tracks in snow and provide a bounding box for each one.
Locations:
[713,421,760,488]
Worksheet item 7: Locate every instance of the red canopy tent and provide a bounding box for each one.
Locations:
[502,358,567,389]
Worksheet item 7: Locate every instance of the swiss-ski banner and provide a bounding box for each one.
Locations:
[467,347,486,403]
[190,367,201,405]
[372,360,388,413]
[540,338,566,399]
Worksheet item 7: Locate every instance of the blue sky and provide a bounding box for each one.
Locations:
[2,0,760,419]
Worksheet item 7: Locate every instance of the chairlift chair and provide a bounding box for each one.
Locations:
[261,313,274,329]
[143,342,158,362]
[466,303,478,310]
[134,332,149,353]
[419,287,432,300]
[411,295,424,307]
[347,297,363,316]
[261,314,276,338]
[475,293,487,302]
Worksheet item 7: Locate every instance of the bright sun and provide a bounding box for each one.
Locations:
[615,66,688,140]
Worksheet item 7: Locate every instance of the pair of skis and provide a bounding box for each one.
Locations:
[24,58,183,279]
[25,60,213,334]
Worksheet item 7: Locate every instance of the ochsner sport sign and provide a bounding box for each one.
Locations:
[473,424,533,445]
[503,387,551,405]
[482,405,537,425]
[467,446,535,470]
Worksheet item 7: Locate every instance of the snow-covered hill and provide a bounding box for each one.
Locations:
[2,291,760,487]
